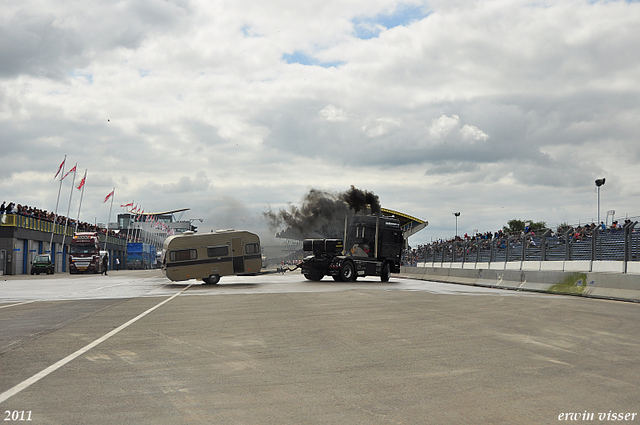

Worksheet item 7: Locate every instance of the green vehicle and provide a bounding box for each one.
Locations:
[31,254,54,275]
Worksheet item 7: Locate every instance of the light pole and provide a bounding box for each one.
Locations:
[453,212,460,237]
[595,178,606,224]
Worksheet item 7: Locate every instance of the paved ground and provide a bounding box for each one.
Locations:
[0,270,639,424]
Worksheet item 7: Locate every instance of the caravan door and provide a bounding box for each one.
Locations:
[231,237,244,274]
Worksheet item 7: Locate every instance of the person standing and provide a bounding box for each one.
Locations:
[102,254,109,276]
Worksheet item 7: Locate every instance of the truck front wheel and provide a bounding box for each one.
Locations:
[304,272,324,281]
[340,261,356,282]
[381,262,391,282]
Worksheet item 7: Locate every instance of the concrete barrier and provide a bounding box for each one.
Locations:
[505,262,521,270]
[540,261,564,271]
[592,261,624,273]
[564,261,590,272]
[522,261,541,271]
[627,262,640,274]
[400,264,640,303]
[584,272,640,300]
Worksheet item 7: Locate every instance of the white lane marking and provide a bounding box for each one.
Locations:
[0,300,38,309]
[0,283,193,404]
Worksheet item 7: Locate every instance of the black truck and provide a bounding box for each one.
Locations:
[300,215,404,282]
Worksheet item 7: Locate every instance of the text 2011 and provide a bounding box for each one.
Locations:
[4,411,32,421]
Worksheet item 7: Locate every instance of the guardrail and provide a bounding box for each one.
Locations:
[0,213,73,236]
[97,233,127,247]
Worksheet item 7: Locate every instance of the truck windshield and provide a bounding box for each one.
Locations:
[70,247,98,255]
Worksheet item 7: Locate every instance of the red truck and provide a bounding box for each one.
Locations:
[69,232,101,274]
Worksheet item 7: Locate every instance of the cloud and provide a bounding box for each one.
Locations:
[0,10,82,79]
[319,104,350,122]
[361,116,402,137]
[352,1,430,39]
[426,114,487,143]
[1,0,639,245]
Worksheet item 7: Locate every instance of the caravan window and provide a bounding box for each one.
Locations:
[207,245,229,257]
[170,249,197,262]
[245,243,260,255]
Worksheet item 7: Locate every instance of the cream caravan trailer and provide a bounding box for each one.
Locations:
[162,230,262,284]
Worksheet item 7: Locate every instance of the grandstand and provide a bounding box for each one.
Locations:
[406,223,640,272]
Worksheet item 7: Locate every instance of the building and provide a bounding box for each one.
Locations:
[117,208,194,269]
[0,213,126,275]
[0,207,195,275]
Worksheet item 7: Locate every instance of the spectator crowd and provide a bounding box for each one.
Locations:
[0,200,126,240]
[402,219,637,266]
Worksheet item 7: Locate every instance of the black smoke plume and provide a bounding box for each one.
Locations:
[263,186,381,239]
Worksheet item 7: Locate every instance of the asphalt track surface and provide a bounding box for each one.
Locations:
[0,269,639,424]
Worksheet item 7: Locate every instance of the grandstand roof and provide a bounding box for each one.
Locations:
[129,208,190,216]
[381,208,428,238]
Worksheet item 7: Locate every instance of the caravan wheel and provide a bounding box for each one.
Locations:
[203,274,220,285]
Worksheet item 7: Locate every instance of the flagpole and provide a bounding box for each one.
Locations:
[104,188,115,251]
[61,165,78,254]
[74,170,87,233]
[126,202,134,243]
[132,207,137,242]
[49,155,66,257]
[136,209,142,243]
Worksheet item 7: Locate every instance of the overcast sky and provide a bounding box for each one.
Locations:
[1,0,639,245]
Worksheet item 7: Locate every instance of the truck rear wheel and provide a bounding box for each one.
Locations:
[381,262,391,282]
[340,261,356,282]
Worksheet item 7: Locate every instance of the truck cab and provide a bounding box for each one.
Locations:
[301,215,404,282]
[69,232,101,274]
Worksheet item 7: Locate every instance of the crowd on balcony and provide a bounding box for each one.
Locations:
[0,200,126,240]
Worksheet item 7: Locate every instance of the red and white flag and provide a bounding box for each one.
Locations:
[62,164,77,180]
[121,202,133,208]
[103,189,115,203]
[76,171,87,190]
[54,158,66,179]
